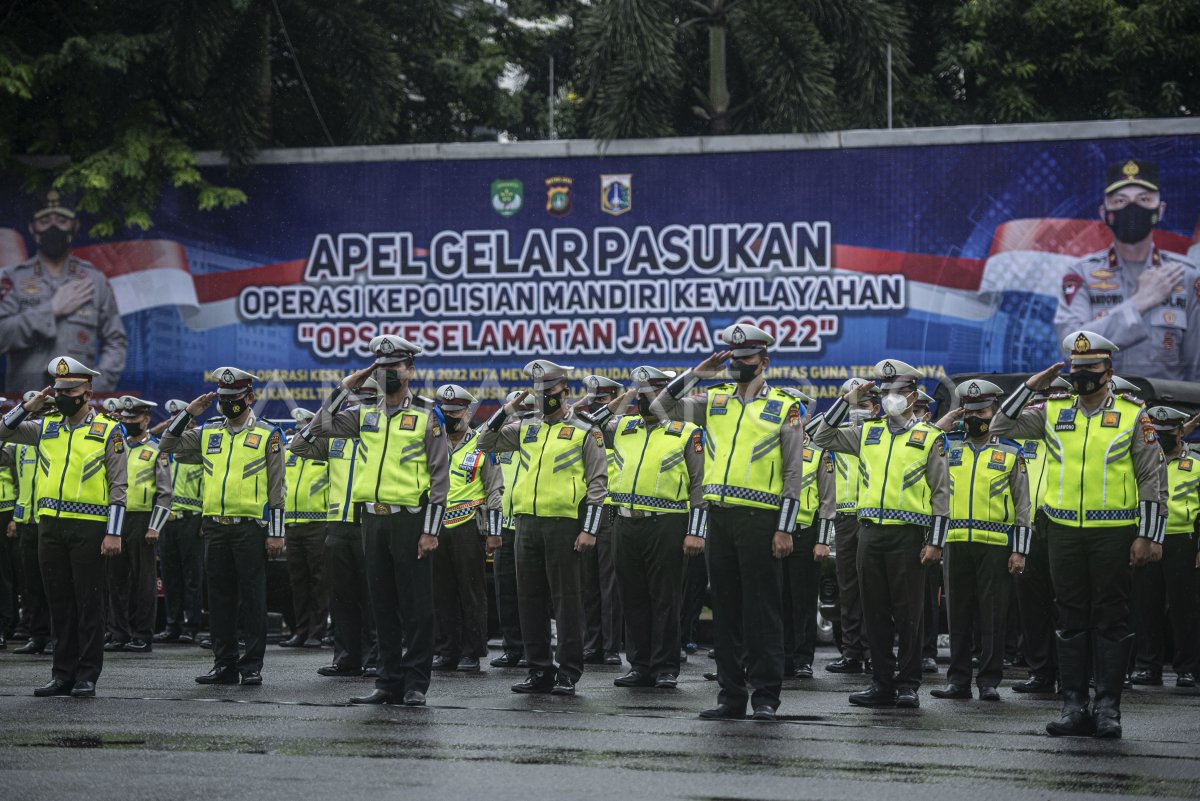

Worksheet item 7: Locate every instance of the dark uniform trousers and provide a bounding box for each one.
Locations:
[515,515,586,683]
[107,512,158,643]
[1046,523,1136,639]
[0,511,17,634]
[39,518,108,684]
[326,521,378,670]
[613,512,687,676]
[708,506,784,710]
[17,522,51,640]
[363,510,433,695]
[858,521,926,692]
[921,561,942,660]
[680,550,708,647]
[833,513,868,661]
[582,508,623,655]
[284,522,329,640]
[944,541,1011,688]
[432,520,489,660]
[1133,534,1198,674]
[1016,510,1056,681]
[493,527,523,657]
[205,520,269,674]
[159,513,204,636]
[782,522,821,671]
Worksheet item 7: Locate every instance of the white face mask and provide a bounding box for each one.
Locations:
[882,393,911,419]
[848,408,873,425]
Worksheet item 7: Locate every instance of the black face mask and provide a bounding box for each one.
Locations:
[219,397,248,418]
[729,359,759,383]
[1069,370,1107,396]
[963,415,991,438]
[123,421,145,438]
[444,415,465,434]
[1105,203,1158,245]
[54,393,86,417]
[637,396,655,418]
[37,226,72,260]
[1158,432,1179,453]
[383,371,404,395]
[587,399,610,415]
[542,391,565,416]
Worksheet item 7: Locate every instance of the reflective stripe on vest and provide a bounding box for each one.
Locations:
[1165,452,1200,535]
[350,405,432,507]
[856,420,940,527]
[609,417,696,514]
[702,386,793,511]
[285,450,329,523]
[512,420,589,519]
[125,438,161,513]
[36,414,120,523]
[1020,439,1049,512]
[325,437,358,523]
[446,431,487,530]
[1042,396,1141,528]
[199,422,277,519]
[832,448,860,512]
[14,443,38,523]
[794,446,825,528]
[170,460,203,514]
[946,439,1017,546]
[498,451,521,530]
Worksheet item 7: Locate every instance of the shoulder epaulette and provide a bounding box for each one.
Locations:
[1048,392,1072,401]
[708,383,734,392]
[1117,393,1145,407]
[776,387,805,399]
[412,395,436,409]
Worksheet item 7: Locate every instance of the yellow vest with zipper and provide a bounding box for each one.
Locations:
[285,450,329,523]
[125,437,161,513]
[512,419,592,519]
[170,460,203,514]
[794,445,826,528]
[199,420,278,518]
[1165,450,1200,536]
[609,417,698,514]
[13,443,39,523]
[831,447,861,514]
[37,414,122,523]
[1020,438,1049,511]
[702,384,797,510]
[856,419,942,527]
[445,430,487,530]
[351,404,435,507]
[0,448,14,513]
[946,436,1020,546]
[498,451,520,530]
[325,437,359,523]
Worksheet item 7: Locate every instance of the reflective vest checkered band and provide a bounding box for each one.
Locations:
[1045,508,1079,522]
[174,496,201,509]
[702,484,782,508]
[285,511,327,522]
[607,493,687,512]
[39,498,107,517]
[836,501,856,511]
[856,507,932,526]
[948,519,1010,534]
[0,501,13,512]
[1084,509,1139,522]
[444,499,485,523]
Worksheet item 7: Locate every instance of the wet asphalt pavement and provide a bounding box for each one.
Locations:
[1,643,1198,801]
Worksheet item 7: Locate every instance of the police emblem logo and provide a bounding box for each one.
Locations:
[712,394,728,408]
[990,450,1005,464]
[1153,407,1169,421]
[123,397,135,410]
[558,426,575,440]
[882,362,896,378]
[1073,334,1090,353]
[967,382,980,398]
[206,433,223,454]
[531,362,545,379]
[731,326,747,345]
[1101,411,1121,428]
[221,369,235,384]
[491,179,524,217]
[545,176,573,218]
[244,433,262,448]
[600,174,632,216]
[1122,160,1139,178]
[138,450,152,461]
[909,429,927,445]
[667,421,685,436]
[1164,310,1178,326]
[586,376,598,390]
[802,446,814,461]
[88,422,106,436]
[400,414,418,431]
[634,367,649,382]
[55,358,68,376]
[378,338,396,355]
[1181,458,1193,471]
[441,386,455,400]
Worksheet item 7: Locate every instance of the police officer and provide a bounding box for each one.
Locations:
[930,380,1030,701]
[159,367,286,686]
[430,385,502,673]
[478,359,608,696]
[1130,406,1197,688]
[0,191,127,392]
[826,377,876,674]
[1055,160,1200,382]
[4,390,53,654]
[151,398,205,645]
[579,373,625,665]
[0,356,127,697]
[105,396,172,653]
[0,399,16,647]
[990,330,1161,738]
[489,390,536,669]
[279,407,330,647]
[653,324,806,721]
[589,366,705,689]
[289,377,381,677]
[812,359,950,709]
[308,336,449,706]
[913,388,943,675]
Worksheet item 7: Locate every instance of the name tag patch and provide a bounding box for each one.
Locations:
[329,439,346,459]
[864,427,883,446]
[948,448,963,466]
[523,424,541,443]
[621,419,641,435]
[760,399,783,424]
[42,422,60,439]
[362,412,380,432]
[206,433,223,454]
[710,394,729,415]
[1022,441,1039,459]
[1055,408,1076,432]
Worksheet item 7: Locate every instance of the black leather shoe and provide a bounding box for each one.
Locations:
[402,690,427,706]
[350,689,398,704]
[922,657,939,674]
[195,667,239,685]
[363,666,379,678]
[792,664,814,679]
[702,672,718,681]
[551,675,576,696]
[457,657,480,672]
[318,663,364,677]
[103,640,127,652]
[582,649,605,665]
[511,671,554,694]
[178,633,196,645]
[490,652,523,668]
[431,655,457,671]
[655,673,678,689]
[1177,672,1196,688]
[153,630,180,643]
[978,686,1001,702]
[45,640,56,654]
[826,657,864,674]
[199,638,213,649]
[70,681,96,698]
[14,639,48,655]
[1012,675,1056,693]
[1130,668,1163,686]
[849,685,896,707]
[930,684,971,699]
[34,679,73,697]
[240,672,262,686]
[279,634,306,648]
[699,704,745,720]
[302,638,323,648]
[604,652,622,666]
[321,635,335,646]
[895,689,920,708]
[751,705,777,721]
[614,670,655,688]
[124,639,152,653]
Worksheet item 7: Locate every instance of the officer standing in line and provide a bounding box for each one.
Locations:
[160,367,286,687]
[431,384,502,673]
[652,324,805,721]
[150,398,205,645]
[588,367,706,689]
[0,404,15,647]
[1012,376,1071,694]
[308,336,449,707]
[579,374,625,665]
[929,380,1030,701]
[105,396,171,654]
[0,356,127,697]
[477,360,607,696]
[3,390,54,654]
[812,359,950,709]
[289,377,381,677]
[990,330,1161,738]
[1130,406,1198,688]
[825,377,877,674]
[914,388,942,675]
[489,390,536,669]
[279,407,330,648]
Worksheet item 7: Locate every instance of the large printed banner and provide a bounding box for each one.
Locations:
[2,133,1199,416]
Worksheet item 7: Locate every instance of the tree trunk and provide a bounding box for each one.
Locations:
[708,11,730,135]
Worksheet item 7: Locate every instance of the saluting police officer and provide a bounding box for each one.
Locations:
[0,405,16,647]
[308,336,449,706]
[930,380,1030,701]
[1,356,127,697]
[3,390,53,654]
[653,324,806,721]
[280,407,330,648]
[812,359,950,709]
[489,390,536,669]
[105,396,172,654]
[478,360,608,696]
[289,377,380,677]
[160,367,286,687]
[588,366,706,689]
[990,330,1162,738]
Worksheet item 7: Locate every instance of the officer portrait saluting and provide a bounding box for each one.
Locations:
[652,324,806,722]
[307,335,449,707]
[0,356,127,698]
[159,366,286,687]
[989,330,1162,739]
